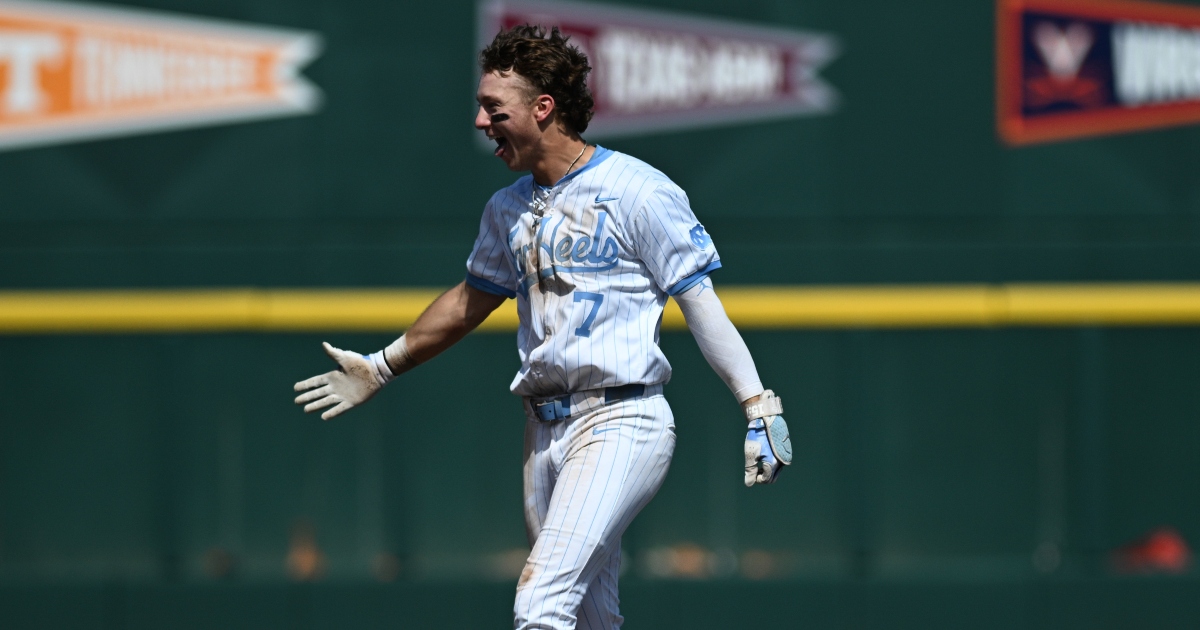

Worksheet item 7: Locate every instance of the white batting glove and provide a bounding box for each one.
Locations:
[743,390,793,486]
[293,342,394,420]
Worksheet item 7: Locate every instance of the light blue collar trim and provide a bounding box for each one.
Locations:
[531,145,614,193]
[555,145,613,187]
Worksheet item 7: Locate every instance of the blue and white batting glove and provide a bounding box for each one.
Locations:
[744,390,793,486]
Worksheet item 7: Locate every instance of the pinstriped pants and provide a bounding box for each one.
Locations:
[514,393,676,630]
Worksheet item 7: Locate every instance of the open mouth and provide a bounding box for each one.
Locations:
[493,136,508,157]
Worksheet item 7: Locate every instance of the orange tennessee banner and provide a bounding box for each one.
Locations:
[0,0,320,151]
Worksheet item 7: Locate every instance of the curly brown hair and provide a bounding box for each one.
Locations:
[480,24,594,134]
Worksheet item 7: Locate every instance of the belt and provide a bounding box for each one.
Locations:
[527,383,658,422]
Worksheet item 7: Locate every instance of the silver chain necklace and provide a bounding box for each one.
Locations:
[530,143,587,216]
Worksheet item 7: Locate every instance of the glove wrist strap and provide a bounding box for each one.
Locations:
[743,389,783,422]
[367,334,418,387]
[367,351,394,387]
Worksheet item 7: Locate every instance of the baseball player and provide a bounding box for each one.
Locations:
[293,25,792,630]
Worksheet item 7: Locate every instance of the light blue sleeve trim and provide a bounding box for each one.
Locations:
[465,273,516,299]
[666,260,722,296]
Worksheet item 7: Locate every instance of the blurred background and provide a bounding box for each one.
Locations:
[2,0,1199,627]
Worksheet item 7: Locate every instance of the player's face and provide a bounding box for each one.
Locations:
[475,71,545,172]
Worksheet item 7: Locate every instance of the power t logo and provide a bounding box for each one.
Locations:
[0,0,320,151]
[0,31,61,115]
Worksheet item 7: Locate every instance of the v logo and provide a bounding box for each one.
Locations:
[1033,22,1094,79]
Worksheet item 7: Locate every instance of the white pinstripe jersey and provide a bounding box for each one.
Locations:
[466,146,720,398]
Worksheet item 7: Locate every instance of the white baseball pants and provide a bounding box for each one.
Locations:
[514,390,676,630]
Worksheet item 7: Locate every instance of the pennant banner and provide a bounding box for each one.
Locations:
[998,0,1200,145]
[478,0,840,139]
[0,0,320,151]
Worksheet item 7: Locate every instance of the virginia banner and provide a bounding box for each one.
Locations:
[0,0,320,151]
[478,0,840,139]
[998,0,1200,144]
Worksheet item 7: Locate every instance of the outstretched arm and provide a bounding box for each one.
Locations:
[674,277,792,486]
[294,282,506,420]
[401,281,508,365]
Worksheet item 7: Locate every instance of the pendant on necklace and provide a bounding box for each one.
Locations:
[531,187,552,216]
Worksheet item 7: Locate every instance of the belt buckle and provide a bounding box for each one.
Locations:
[533,396,570,421]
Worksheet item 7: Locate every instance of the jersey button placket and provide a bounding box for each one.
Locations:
[541,194,556,338]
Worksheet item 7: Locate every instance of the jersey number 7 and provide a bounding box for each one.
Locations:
[573,292,604,337]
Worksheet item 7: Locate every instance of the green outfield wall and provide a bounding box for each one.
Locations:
[1,0,1199,628]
